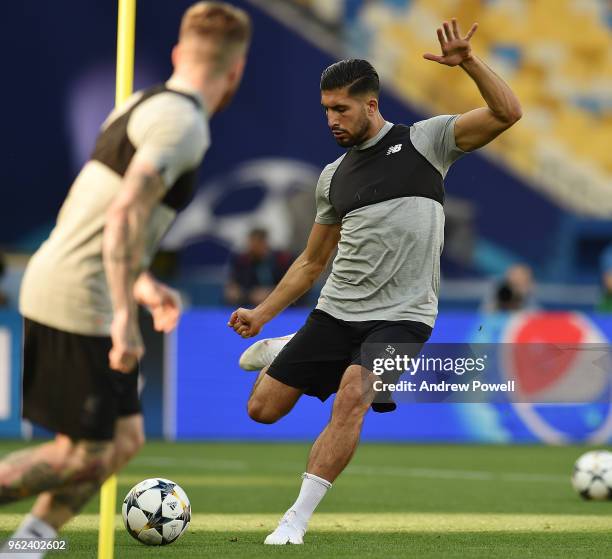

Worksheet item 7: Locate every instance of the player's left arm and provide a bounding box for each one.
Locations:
[423,18,522,152]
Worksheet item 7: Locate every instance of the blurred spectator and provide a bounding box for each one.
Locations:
[597,244,612,313]
[224,228,294,307]
[483,264,538,313]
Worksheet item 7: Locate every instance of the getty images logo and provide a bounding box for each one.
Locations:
[386,144,402,155]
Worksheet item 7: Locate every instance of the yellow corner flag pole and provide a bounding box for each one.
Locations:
[98,2,136,559]
[115,0,136,106]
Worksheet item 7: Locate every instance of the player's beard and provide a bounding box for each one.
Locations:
[334,112,372,147]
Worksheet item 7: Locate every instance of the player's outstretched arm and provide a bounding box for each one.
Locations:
[423,18,522,151]
[103,160,166,372]
[228,222,341,338]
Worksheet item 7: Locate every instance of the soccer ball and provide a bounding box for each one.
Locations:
[122,478,191,545]
[571,450,612,500]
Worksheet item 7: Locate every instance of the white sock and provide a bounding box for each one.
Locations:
[288,472,332,527]
[0,514,57,558]
[13,514,57,540]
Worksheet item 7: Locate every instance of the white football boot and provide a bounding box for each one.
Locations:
[238,334,295,371]
[264,510,306,545]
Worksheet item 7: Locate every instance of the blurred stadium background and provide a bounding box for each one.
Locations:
[2,0,611,443]
[0,0,612,557]
[1,1,612,555]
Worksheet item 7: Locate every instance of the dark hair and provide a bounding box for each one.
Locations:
[320,59,379,97]
[249,227,268,240]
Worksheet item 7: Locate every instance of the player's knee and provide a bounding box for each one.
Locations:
[72,442,113,481]
[116,428,146,464]
[133,429,146,454]
[111,421,146,472]
[40,436,82,474]
[247,397,282,424]
[50,437,78,467]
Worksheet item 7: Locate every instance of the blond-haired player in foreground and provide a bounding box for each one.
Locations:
[0,3,250,556]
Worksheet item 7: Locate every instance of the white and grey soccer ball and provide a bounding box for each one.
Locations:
[572,450,612,500]
[122,478,191,545]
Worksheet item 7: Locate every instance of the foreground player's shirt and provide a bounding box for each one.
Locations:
[315,117,465,327]
[20,77,209,336]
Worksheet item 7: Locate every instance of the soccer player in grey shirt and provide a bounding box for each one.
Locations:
[230,19,521,545]
[0,3,250,554]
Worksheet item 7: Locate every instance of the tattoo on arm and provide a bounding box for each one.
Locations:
[103,167,166,317]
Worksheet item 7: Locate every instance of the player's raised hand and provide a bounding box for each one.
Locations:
[228,307,265,338]
[109,312,144,373]
[423,18,478,67]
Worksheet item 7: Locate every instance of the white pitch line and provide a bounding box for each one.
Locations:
[344,464,568,484]
[3,513,610,534]
[132,455,568,484]
[131,456,249,471]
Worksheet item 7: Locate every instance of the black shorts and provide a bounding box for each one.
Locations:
[22,318,141,441]
[267,309,432,411]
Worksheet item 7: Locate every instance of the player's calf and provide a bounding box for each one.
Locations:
[331,368,374,427]
[0,443,61,504]
[0,438,115,554]
[265,366,373,545]
[0,437,112,505]
[307,366,373,482]
[24,419,144,535]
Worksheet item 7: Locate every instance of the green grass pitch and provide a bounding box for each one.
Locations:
[1,441,611,558]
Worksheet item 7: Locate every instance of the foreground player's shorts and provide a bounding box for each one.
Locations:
[22,318,141,440]
[266,309,431,411]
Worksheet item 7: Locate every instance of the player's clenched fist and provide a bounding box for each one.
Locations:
[228,307,265,338]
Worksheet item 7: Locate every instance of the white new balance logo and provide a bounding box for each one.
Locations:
[386,143,402,155]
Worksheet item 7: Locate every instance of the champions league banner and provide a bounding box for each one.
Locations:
[171,310,612,444]
[0,309,610,443]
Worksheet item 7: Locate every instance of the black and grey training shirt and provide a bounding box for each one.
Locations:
[20,76,210,336]
[315,116,466,327]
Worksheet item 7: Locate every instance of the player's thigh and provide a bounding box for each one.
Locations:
[266,309,353,401]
